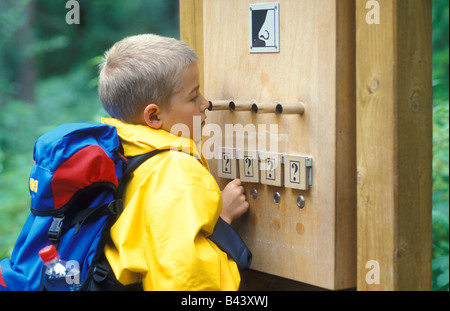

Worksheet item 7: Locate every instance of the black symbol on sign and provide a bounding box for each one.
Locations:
[244,156,254,177]
[260,30,269,41]
[290,161,301,184]
[222,153,231,174]
[251,8,277,48]
[266,158,275,180]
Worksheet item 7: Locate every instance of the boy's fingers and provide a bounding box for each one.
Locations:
[231,178,242,186]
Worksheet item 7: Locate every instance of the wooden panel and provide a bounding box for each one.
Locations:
[179,0,204,94]
[356,0,432,290]
[202,0,356,290]
[335,0,357,289]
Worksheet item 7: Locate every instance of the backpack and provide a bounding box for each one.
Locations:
[0,122,252,291]
[0,123,168,291]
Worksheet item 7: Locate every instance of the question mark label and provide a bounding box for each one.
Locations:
[290,161,300,184]
[284,155,312,190]
[218,147,238,179]
[260,152,283,187]
[223,153,231,173]
[266,158,276,180]
[244,156,253,177]
[239,151,259,183]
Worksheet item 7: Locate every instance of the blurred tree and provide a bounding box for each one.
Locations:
[431,0,449,291]
[432,0,449,101]
[1,0,179,105]
[0,0,33,104]
[34,0,179,78]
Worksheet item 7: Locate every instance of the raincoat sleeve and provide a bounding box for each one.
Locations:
[140,158,240,290]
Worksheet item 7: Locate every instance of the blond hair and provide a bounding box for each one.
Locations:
[98,34,199,124]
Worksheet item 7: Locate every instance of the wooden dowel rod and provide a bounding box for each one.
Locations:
[209,100,305,115]
[229,100,255,111]
[275,102,305,115]
[208,100,231,111]
[251,102,278,114]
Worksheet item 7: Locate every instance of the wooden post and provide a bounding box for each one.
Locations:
[356,0,432,290]
[179,0,204,94]
[183,0,357,290]
[181,0,432,291]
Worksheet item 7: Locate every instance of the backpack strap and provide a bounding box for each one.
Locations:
[70,200,124,234]
[209,217,252,271]
[123,149,172,177]
[116,149,172,199]
[70,149,172,234]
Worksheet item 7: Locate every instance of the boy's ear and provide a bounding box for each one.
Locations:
[143,103,163,129]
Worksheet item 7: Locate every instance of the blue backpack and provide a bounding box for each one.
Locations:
[0,123,163,290]
[0,122,251,291]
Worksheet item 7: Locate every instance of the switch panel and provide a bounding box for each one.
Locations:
[284,155,312,190]
[217,147,238,179]
[259,151,283,187]
[238,150,259,183]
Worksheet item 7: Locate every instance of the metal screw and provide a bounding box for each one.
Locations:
[297,195,306,209]
[250,188,258,200]
[273,192,281,204]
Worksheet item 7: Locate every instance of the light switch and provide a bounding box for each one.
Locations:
[238,151,259,183]
[284,155,312,190]
[217,147,238,179]
[259,151,283,187]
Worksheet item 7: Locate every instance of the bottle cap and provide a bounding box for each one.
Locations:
[38,245,59,263]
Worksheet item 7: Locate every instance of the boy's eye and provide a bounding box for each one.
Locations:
[191,95,199,102]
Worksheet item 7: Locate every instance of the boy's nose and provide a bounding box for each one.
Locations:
[199,94,209,112]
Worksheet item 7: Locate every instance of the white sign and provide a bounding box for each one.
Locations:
[249,3,280,53]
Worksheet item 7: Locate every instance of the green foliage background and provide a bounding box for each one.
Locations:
[0,0,179,266]
[0,0,448,290]
[431,0,449,291]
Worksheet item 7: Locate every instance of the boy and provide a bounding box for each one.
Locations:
[98,34,250,290]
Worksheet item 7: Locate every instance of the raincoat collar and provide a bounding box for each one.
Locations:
[101,118,209,169]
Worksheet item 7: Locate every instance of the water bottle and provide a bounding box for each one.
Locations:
[38,245,81,291]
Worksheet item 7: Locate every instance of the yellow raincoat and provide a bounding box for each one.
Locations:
[102,118,240,290]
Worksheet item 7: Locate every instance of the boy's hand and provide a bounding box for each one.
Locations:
[220,179,249,225]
